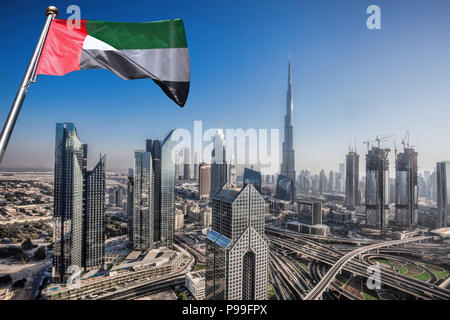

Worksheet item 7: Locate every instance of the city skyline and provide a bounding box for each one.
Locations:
[0,0,449,306]
[0,1,450,173]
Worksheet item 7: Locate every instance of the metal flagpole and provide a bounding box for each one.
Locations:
[0,6,58,164]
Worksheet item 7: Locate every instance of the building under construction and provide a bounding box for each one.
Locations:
[395,147,418,229]
[365,147,390,231]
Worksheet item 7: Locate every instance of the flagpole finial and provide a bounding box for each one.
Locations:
[46,6,59,18]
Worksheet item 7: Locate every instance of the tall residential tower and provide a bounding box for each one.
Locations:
[132,131,176,250]
[345,150,360,209]
[437,161,450,228]
[211,129,228,195]
[53,123,106,282]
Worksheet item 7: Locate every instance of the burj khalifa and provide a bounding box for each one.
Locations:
[281,56,296,185]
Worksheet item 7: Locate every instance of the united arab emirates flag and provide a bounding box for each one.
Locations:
[36,19,190,107]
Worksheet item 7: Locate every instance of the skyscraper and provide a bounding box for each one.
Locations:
[147,139,162,243]
[243,168,262,193]
[53,123,84,282]
[127,169,134,242]
[160,131,177,247]
[183,146,191,180]
[338,163,345,192]
[132,131,176,250]
[395,147,418,228]
[53,123,106,282]
[319,170,327,194]
[133,150,153,250]
[199,163,211,199]
[205,183,268,300]
[193,152,200,181]
[345,150,360,209]
[84,155,106,270]
[211,129,228,194]
[365,147,390,231]
[328,170,335,193]
[436,161,450,228]
[281,56,296,186]
[275,175,295,201]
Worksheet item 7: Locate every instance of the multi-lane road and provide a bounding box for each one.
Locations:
[303,235,432,300]
[267,228,450,300]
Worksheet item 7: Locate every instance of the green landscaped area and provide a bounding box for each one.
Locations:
[362,285,380,300]
[434,270,449,280]
[268,287,276,300]
[411,271,431,281]
[419,263,449,280]
[294,258,309,270]
[194,264,205,271]
[396,265,407,275]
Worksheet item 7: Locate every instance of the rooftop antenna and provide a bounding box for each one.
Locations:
[348,137,352,152]
[354,137,357,153]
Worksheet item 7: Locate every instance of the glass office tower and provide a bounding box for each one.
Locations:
[53,123,84,283]
[275,175,295,201]
[127,169,134,242]
[437,161,450,228]
[345,150,360,209]
[146,139,162,243]
[160,130,177,248]
[211,129,228,194]
[206,183,268,300]
[133,151,154,250]
[243,168,262,193]
[131,131,176,250]
[84,155,106,270]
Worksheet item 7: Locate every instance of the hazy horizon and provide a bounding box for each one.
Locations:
[1,0,450,174]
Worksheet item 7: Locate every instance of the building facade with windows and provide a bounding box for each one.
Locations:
[345,150,360,209]
[206,183,268,300]
[365,147,390,230]
[395,148,418,228]
[437,161,450,228]
[53,123,106,282]
[132,131,176,250]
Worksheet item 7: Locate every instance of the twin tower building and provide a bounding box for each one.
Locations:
[127,133,177,250]
[52,124,178,283]
[52,123,268,301]
[53,123,106,283]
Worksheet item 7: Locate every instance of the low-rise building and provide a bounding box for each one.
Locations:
[286,221,330,236]
[185,270,205,300]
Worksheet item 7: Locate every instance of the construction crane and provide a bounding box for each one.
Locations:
[375,134,395,148]
[363,139,374,152]
[393,138,397,158]
[401,130,410,150]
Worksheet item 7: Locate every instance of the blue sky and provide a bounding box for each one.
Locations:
[0,0,449,173]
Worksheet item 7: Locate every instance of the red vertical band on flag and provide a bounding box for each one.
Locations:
[36,19,88,76]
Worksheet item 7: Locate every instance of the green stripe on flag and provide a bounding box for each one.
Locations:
[85,19,188,50]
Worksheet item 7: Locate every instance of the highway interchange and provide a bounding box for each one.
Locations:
[84,227,450,300]
[267,228,450,300]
